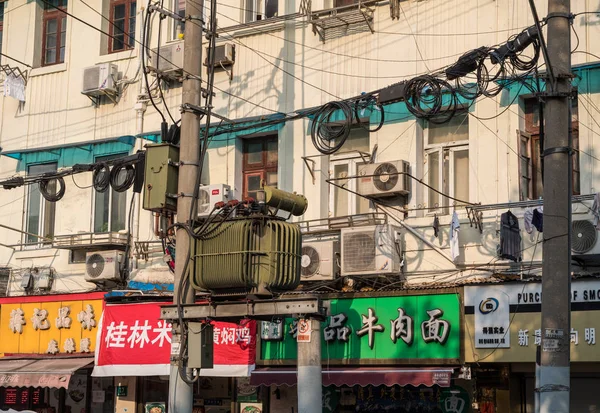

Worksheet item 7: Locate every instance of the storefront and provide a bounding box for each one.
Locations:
[254,292,469,413]
[0,293,106,413]
[464,280,600,413]
[93,300,259,413]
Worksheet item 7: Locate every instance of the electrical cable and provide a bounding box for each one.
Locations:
[354,94,385,132]
[142,2,167,124]
[110,163,136,192]
[155,0,179,125]
[310,101,354,155]
[39,176,66,202]
[92,163,111,193]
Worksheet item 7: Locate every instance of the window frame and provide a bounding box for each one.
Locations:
[108,0,136,53]
[42,0,67,66]
[92,154,129,234]
[328,155,371,218]
[423,111,470,214]
[243,0,278,23]
[242,135,278,199]
[25,163,58,248]
[171,0,186,40]
[519,96,580,200]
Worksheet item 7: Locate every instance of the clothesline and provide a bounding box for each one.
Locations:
[465,193,596,233]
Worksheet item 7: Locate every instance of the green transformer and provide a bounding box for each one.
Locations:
[190,217,302,295]
[143,143,179,212]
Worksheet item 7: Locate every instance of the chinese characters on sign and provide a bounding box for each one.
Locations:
[214,326,251,345]
[325,307,451,348]
[517,328,596,346]
[105,320,172,349]
[5,304,99,355]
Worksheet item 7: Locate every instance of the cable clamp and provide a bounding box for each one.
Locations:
[177,160,200,167]
[542,146,572,157]
[543,12,574,22]
[177,193,196,198]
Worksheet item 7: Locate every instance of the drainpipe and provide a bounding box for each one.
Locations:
[132,101,147,272]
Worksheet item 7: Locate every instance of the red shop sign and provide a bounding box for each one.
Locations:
[93,302,256,377]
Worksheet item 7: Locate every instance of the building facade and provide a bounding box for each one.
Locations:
[0,0,600,412]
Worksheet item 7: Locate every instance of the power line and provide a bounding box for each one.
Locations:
[217,2,534,38]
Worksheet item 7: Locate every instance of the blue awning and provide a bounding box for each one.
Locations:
[0,134,157,171]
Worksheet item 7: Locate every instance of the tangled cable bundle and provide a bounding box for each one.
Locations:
[39,175,66,202]
[310,101,355,155]
[110,162,136,192]
[92,163,111,193]
[404,75,458,124]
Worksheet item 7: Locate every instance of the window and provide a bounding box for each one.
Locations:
[424,111,470,213]
[42,0,67,66]
[94,155,127,233]
[242,136,277,199]
[329,128,371,217]
[26,163,57,245]
[519,97,579,200]
[0,2,5,62]
[244,0,278,23]
[109,0,136,52]
[172,0,185,39]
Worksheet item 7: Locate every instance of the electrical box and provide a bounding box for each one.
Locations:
[187,322,214,369]
[143,143,180,212]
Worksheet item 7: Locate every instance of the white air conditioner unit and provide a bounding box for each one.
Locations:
[37,268,53,290]
[147,42,184,79]
[340,224,401,276]
[572,219,600,255]
[207,43,235,67]
[82,63,118,97]
[301,237,340,281]
[198,184,231,218]
[358,160,410,197]
[85,250,123,283]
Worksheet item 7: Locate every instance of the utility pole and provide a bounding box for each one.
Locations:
[539,0,572,411]
[170,0,204,411]
[297,318,322,413]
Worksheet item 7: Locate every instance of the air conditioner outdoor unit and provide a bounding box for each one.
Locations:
[358,160,410,198]
[82,63,118,97]
[340,224,401,276]
[85,250,123,283]
[301,237,340,281]
[147,42,184,79]
[207,44,235,67]
[198,184,231,218]
[572,219,600,255]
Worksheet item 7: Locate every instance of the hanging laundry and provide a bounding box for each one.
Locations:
[593,193,600,230]
[500,210,522,262]
[532,207,543,232]
[450,211,460,262]
[523,208,534,234]
[433,215,440,240]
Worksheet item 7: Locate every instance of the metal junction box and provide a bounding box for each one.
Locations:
[143,143,179,212]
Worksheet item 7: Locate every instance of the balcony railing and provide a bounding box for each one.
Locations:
[52,232,129,250]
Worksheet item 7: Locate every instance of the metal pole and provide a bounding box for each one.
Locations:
[169,0,204,411]
[539,0,572,411]
[297,318,322,413]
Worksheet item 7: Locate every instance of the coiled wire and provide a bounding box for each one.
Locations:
[39,176,66,202]
[310,101,354,155]
[92,163,111,193]
[110,163,136,192]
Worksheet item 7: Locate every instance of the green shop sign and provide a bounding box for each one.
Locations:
[261,294,460,362]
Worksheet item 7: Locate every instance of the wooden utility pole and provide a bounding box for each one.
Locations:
[539,0,572,411]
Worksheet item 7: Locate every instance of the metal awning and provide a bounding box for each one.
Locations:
[250,367,454,388]
[0,358,93,389]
